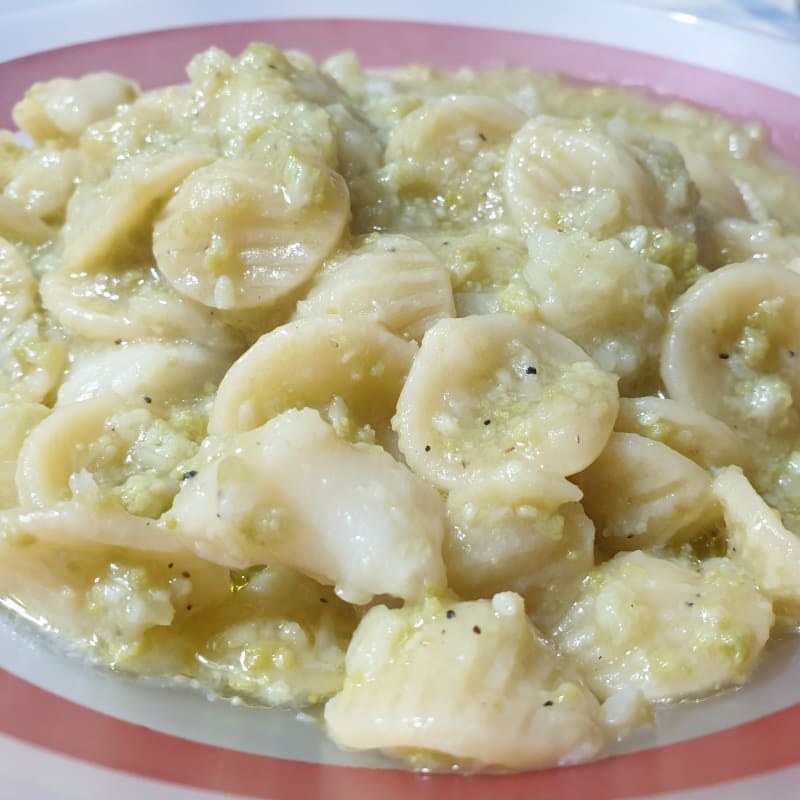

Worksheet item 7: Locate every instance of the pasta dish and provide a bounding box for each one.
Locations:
[1,42,799,772]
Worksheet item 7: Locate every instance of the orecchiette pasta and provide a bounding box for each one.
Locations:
[2,41,800,775]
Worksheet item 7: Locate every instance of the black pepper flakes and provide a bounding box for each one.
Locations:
[425,445,431,452]
[719,353,730,360]
[143,396,152,404]
[446,609,456,619]
[181,570,191,579]
[167,562,174,569]
[526,366,537,375]
[182,470,198,481]
[186,604,193,611]
[478,132,487,142]
[543,700,553,707]
[472,625,482,634]
[483,419,491,426]
[319,597,329,604]
[114,338,122,345]
[686,601,695,607]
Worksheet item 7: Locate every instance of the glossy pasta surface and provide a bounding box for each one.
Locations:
[2,42,800,773]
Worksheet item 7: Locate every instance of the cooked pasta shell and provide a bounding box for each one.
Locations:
[16,394,200,519]
[504,115,659,236]
[713,466,800,615]
[153,155,350,310]
[523,227,672,393]
[0,238,37,338]
[209,316,416,446]
[393,314,619,489]
[57,341,232,407]
[0,504,229,660]
[13,71,139,145]
[554,550,774,701]
[294,233,455,341]
[445,476,593,630]
[39,264,244,351]
[0,195,54,244]
[61,151,214,274]
[325,593,606,771]
[169,408,446,604]
[0,402,50,509]
[683,152,749,221]
[661,260,800,429]
[615,396,748,471]
[574,432,719,553]
[384,94,526,218]
[3,148,81,225]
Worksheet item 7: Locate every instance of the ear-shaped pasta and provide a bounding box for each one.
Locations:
[615,396,748,471]
[153,156,350,310]
[554,550,774,701]
[444,476,593,630]
[0,314,68,404]
[4,148,81,225]
[574,432,719,553]
[384,94,526,217]
[12,72,139,145]
[209,316,416,446]
[39,264,244,351]
[683,152,749,222]
[713,466,800,615]
[0,238,37,338]
[0,504,230,661]
[60,151,214,274]
[393,314,619,489]
[57,341,232,406]
[523,227,672,393]
[0,195,54,244]
[661,260,800,429]
[169,408,447,604]
[504,115,659,236]
[191,564,359,707]
[16,395,200,518]
[294,234,455,341]
[704,219,800,269]
[0,402,49,509]
[325,593,606,771]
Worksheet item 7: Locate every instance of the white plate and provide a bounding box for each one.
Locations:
[1,4,799,799]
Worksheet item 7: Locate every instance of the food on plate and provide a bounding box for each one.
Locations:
[1,41,800,773]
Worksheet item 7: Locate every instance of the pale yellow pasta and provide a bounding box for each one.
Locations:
[393,313,619,489]
[713,466,800,615]
[0,402,50,509]
[210,316,416,447]
[554,551,774,701]
[3,147,80,225]
[294,233,455,341]
[39,263,244,350]
[153,156,350,310]
[615,396,748,471]
[0,238,37,337]
[0,194,53,243]
[61,151,215,274]
[12,71,139,145]
[661,260,800,433]
[57,341,231,407]
[523,227,672,393]
[325,593,607,771]
[444,479,593,630]
[574,432,720,553]
[169,408,446,604]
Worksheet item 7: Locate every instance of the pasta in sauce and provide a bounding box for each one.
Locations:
[1,42,800,772]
